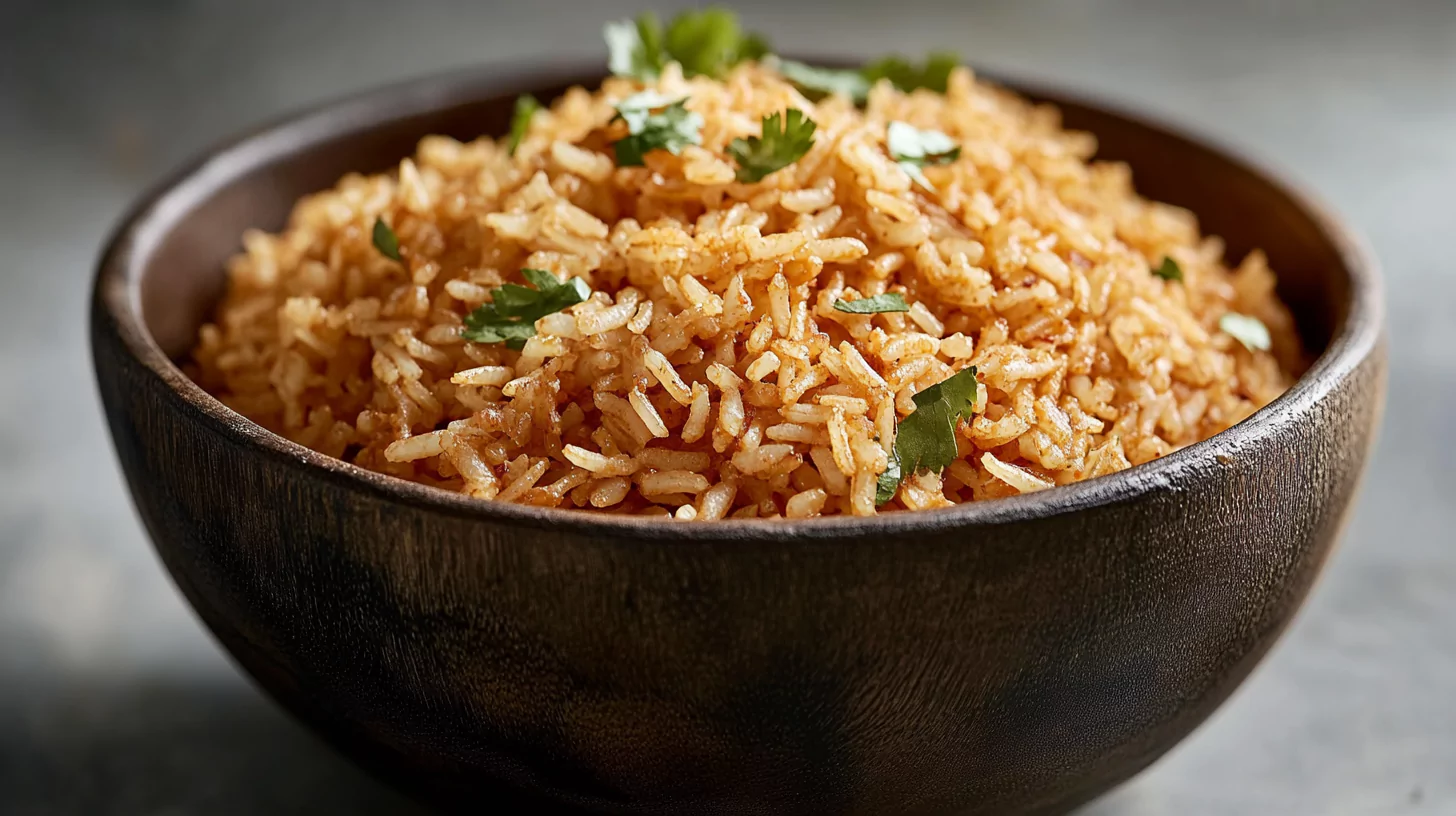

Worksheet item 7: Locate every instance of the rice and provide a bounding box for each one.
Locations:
[189,60,1301,519]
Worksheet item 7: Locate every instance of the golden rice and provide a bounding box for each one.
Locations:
[190,62,1301,519]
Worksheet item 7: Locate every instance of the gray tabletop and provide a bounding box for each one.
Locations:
[2,0,1452,813]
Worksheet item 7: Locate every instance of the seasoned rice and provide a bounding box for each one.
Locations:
[190,61,1301,519]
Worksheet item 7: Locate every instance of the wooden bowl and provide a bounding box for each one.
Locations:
[91,60,1385,815]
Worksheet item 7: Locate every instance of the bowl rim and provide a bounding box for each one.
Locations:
[93,57,1385,542]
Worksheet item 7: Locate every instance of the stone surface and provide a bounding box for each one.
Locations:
[0,0,1452,813]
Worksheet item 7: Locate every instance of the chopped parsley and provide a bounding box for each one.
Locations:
[833,293,910,314]
[774,59,872,104]
[727,108,817,183]
[887,121,962,190]
[863,52,960,94]
[612,92,704,166]
[1153,256,1184,282]
[1219,312,1272,352]
[605,9,770,81]
[508,94,540,157]
[371,217,401,262]
[876,366,979,504]
[461,269,591,350]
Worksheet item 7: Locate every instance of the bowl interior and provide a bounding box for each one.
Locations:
[131,62,1352,377]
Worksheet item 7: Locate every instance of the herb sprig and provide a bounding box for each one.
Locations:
[876,366,979,504]
[604,15,667,81]
[606,8,769,81]
[664,7,769,78]
[612,92,704,166]
[461,269,592,350]
[728,109,817,183]
[601,10,962,106]
[833,293,909,314]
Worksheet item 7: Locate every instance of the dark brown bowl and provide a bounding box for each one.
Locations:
[91,59,1385,816]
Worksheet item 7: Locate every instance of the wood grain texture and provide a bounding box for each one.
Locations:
[90,61,1385,816]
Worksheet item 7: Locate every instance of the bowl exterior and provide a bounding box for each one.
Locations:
[91,61,1386,816]
[92,310,1383,816]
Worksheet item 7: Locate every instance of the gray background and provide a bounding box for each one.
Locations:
[2,0,1453,813]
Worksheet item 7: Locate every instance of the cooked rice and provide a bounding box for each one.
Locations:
[189,62,1301,519]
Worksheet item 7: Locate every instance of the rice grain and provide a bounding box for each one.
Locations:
[191,61,1300,519]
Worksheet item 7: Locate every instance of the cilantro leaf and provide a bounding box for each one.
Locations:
[737,32,772,63]
[863,52,959,94]
[728,108,817,183]
[461,269,592,350]
[508,94,540,157]
[1219,312,1272,352]
[612,91,681,130]
[664,7,767,78]
[887,121,962,166]
[887,121,961,191]
[897,367,978,475]
[774,59,872,104]
[605,14,666,80]
[372,217,401,262]
[875,447,902,505]
[1153,256,1184,282]
[876,366,978,505]
[833,293,910,314]
[612,93,703,167]
[774,53,960,105]
[606,9,768,81]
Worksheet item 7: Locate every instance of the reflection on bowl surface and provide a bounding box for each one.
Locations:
[93,59,1383,815]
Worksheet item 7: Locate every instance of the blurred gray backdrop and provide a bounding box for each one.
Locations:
[2,0,1454,813]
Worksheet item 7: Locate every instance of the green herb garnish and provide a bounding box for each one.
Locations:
[736,32,772,64]
[605,14,667,81]
[775,53,960,104]
[875,448,903,505]
[461,269,591,350]
[863,52,960,94]
[775,59,872,103]
[728,109,817,183]
[887,121,961,190]
[606,9,769,81]
[372,217,401,262]
[612,92,704,166]
[833,293,910,314]
[876,366,978,504]
[664,7,768,78]
[1219,313,1272,352]
[508,94,540,156]
[1153,256,1184,282]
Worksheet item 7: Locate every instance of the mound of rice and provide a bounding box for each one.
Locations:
[190,62,1300,519]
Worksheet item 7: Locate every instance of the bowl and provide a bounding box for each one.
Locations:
[91,59,1385,815]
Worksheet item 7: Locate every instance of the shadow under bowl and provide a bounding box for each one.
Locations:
[91,59,1385,815]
